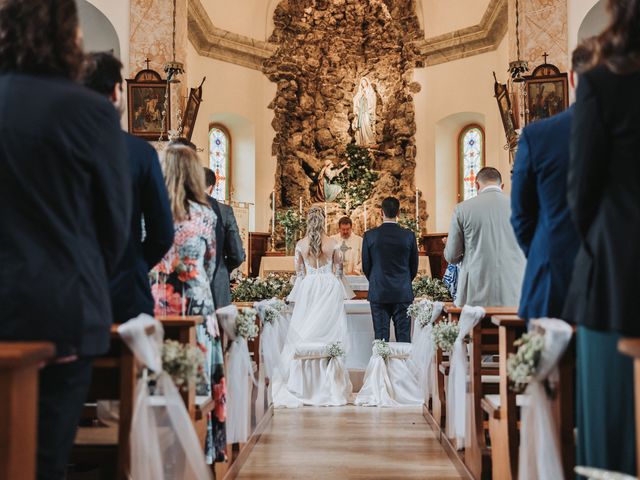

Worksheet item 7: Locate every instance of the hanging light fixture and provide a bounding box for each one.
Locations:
[164,0,184,83]
[508,0,528,83]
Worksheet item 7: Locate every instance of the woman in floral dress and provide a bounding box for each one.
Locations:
[150,143,227,464]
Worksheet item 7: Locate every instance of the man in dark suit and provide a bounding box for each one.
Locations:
[0,2,131,478]
[510,44,592,321]
[83,52,175,323]
[204,168,246,307]
[362,197,419,342]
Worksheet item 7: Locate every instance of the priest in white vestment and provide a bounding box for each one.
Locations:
[331,216,363,275]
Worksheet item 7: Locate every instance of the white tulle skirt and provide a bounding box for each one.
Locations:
[272,273,353,407]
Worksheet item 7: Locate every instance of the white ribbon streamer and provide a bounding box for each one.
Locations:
[519,318,573,480]
[446,305,486,449]
[409,301,444,402]
[118,314,212,480]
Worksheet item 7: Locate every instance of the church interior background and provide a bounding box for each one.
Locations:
[81,0,608,242]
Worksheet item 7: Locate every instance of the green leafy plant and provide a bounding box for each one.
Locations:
[398,215,421,240]
[412,275,452,302]
[335,143,379,209]
[277,209,306,253]
[231,274,294,302]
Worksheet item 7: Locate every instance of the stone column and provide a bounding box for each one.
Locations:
[129,0,188,133]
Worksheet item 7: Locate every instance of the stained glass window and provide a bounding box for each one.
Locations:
[209,124,230,201]
[459,125,484,202]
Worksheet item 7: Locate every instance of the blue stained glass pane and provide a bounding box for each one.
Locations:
[461,127,483,201]
[209,127,229,201]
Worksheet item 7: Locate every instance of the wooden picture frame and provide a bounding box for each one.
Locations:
[524,64,569,125]
[181,77,206,141]
[126,69,169,140]
[493,72,519,152]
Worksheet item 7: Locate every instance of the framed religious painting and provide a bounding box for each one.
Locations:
[126,69,169,140]
[180,77,206,141]
[524,63,569,125]
[493,72,518,151]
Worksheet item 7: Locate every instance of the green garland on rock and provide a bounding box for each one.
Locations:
[336,143,378,210]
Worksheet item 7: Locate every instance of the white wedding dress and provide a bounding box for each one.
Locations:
[272,237,354,408]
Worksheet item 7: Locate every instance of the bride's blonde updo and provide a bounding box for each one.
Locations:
[306,206,326,258]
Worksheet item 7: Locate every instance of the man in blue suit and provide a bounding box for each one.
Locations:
[83,52,175,323]
[510,46,591,320]
[362,197,419,342]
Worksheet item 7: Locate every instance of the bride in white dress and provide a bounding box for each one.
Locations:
[273,206,354,408]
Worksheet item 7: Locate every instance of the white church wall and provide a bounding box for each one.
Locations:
[84,0,131,76]
[414,35,510,232]
[204,0,268,41]
[421,0,489,37]
[186,43,275,232]
[568,0,606,61]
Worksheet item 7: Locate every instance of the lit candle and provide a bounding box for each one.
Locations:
[324,202,328,231]
[415,189,419,224]
[364,204,367,231]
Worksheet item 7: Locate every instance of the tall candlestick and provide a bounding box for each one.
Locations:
[272,191,276,233]
[299,196,303,214]
[415,189,419,224]
[324,202,328,231]
[364,204,367,231]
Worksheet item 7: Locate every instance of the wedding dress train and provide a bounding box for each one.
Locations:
[272,239,354,408]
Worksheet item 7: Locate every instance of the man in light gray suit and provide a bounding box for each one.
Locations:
[204,168,246,308]
[444,167,525,307]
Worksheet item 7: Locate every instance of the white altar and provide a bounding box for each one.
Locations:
[259,255,431,278]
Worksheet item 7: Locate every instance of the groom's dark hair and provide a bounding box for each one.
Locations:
[381,197,400,218]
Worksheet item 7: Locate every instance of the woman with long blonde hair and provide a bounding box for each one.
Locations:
[273,206,354,408]
[150,143,227,464]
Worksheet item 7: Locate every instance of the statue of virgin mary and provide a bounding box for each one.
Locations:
[352,77,377,146]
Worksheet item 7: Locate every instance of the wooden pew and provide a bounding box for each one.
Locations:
[0,342,55,480]
[483,316,575,480]
[71,323,153,479]
[617,338,640,480]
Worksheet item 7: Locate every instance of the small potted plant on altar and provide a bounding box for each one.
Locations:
[276,209,306,255]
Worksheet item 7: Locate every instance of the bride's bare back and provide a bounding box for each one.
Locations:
[294,235,344,275]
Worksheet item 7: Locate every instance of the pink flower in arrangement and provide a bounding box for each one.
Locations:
[176,257,199,282]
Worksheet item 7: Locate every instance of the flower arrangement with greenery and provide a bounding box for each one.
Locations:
[336,143,379,210]
[398,215,421,241]
[407,299,435,329]
[236,307,259,341]
[276,209,306,253]
[373,339,392,361]
[506,331,545,393]
[431,320,459,353]
[160,340,206,390]
[325,341,346,359]
[263,299,288,324]
[412,275,452,302]
[231,273,294,302]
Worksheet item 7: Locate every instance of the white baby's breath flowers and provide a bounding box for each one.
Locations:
[407,299,435,328]
[373,339,391,360]
[236,307,259,341]
[506,332,545,393]
[263,299,287,324]
[431,320,459,353]
[325,341,345,358]
[160,340,205,390]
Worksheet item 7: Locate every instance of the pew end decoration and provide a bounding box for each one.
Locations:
[408,300,445,402]
[431,319,459,353]
[445,305,486,450]
[159,339,206,391]
[518,318,574,480]
[412,275,452,302]
[117,315,212,479]
[356,340,422,407]
[254,298,291,380]
[217,305,260,444]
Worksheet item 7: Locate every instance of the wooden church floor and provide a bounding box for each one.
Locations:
[235,406,465,479]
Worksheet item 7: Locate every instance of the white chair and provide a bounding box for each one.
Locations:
[355,342,423,407]
[286,342,353,406]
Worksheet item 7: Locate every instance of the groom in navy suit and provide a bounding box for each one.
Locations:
[362,197,419,342]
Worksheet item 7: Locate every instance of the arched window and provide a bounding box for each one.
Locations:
[209,123,231,202]
[458,124,485,202]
